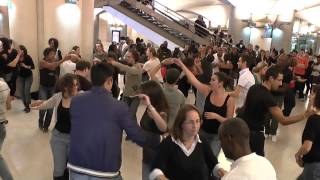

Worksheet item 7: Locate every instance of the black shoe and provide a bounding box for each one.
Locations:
[24,108,31,113]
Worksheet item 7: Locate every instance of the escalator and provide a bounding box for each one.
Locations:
[95,0,217,48]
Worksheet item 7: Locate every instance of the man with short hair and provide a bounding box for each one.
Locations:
[110,50,143,106]
[219,118,276,180]
[238,65,311,156]
[68,63,146,180]
[75,60,92,91]
[150,58,185,128]
[229,54,255,109]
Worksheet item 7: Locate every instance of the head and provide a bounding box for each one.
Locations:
[0,37,10,53]
[106,52,117,63]
[171,105,201,141]
[254,45,259,51]
[95,43,104,53]
[140,81,169,113]
[48,38,59,49]
[165,68,181,85]
[264,65,283,91]
[18,45,28,57]
[247,44,253,50]
[91,63,114,91]
[210,72,234,91]
[253,61,268,76]
[72,46,80,55]
[126,50,140,65]
[76,60,91,78]
[197,15,203,20]
[237,54,252,69]
[218,118,251,160]
[43,47,56,60]
[216,48,223,58]
[146,47,156,58]
[56,74,79,98]
[162,41,168,48]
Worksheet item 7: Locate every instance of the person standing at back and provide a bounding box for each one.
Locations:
[68,63,146,180]
[229,54,255,110]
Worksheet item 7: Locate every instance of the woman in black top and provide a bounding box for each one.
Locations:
[17,45,34,113]
[175,59,235,156]
[31,74,79,180]
[0,37,19,109]
[295,89,320,180]
[130,80,169,180]
[150,105,225,180]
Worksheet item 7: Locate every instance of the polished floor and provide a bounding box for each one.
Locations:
[3,89,307,180]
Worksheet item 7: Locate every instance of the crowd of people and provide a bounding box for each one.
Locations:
[0,34,319,180]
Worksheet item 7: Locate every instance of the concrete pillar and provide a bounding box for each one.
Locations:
[0,5,9,37]
[80,0,94,61]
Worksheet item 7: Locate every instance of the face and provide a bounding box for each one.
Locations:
[181,110,201,138]
[270,74,283,91]
[260,66,268,76]
[237,57,245,69]
[146,48,151,57]
[209,75,221,90]
[95,44,102,52]
[217,49,223,57]
[49,40,55,48]
[76,47,80,55]
[48,51,56,60]
[126,52,135,65]
[71,80,79,96]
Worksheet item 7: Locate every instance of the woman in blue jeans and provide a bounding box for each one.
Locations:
[295,89,320,180]
[31,74,79,180]
[17,45,34,113]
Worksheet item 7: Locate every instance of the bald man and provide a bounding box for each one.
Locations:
[218,118,276,180]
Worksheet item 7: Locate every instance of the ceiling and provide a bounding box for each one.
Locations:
[156,0,320,27]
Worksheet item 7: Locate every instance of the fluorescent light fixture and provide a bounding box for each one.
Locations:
[65,0,78,4]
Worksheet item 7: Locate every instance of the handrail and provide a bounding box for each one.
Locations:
[148,0,216,35]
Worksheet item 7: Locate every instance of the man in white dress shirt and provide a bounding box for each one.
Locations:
[229,54,255,109]
[218,118,277,180]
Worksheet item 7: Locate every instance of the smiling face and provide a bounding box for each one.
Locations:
[209,74,222,90]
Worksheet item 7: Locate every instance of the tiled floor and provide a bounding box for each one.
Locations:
[3,90,307,180]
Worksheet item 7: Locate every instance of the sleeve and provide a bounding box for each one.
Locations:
[237,75,247,88]
[114,62,142,75]
[201,136,219,175]
[28,55,35,69]
[303,117,316,142]
[38,93,60,110]
[150,137,171,179]
[264,91,277,108]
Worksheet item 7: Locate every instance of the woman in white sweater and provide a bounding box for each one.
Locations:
[31,73,79,180]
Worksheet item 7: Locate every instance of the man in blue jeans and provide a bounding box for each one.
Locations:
[68,63,147,180]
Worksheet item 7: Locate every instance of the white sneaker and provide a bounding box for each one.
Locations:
[271,135,277,142]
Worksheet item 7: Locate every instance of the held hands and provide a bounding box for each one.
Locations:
[136,94,151,106]
[217,168,227,177]
[295,152,304,167]
[29,100,44,109]
[162,58,174,65]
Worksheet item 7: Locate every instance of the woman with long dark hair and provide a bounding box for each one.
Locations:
[130,80,169,180]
